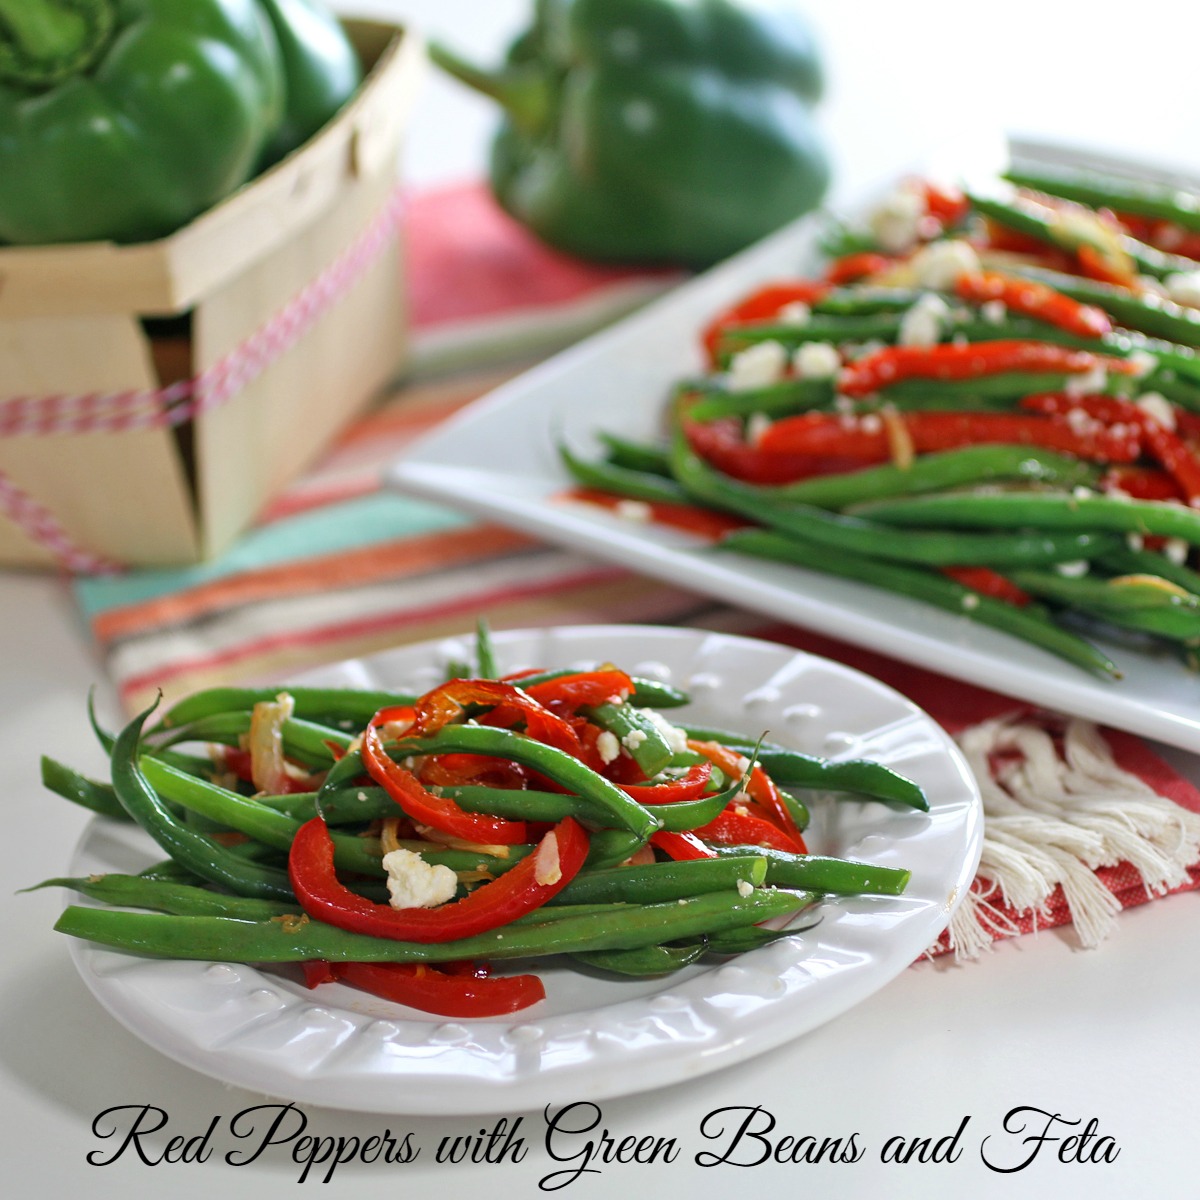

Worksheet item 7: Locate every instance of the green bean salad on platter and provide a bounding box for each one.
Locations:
[561,160,1200,679]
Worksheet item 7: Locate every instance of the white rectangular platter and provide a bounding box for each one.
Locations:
[390,155,1200,754]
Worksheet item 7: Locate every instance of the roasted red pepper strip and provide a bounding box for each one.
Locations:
[565,487,752,539]
[838,341,1135,398]
[1076,243,1137,288]
[362,722,528,844]
[222,748,311,794]
[1021,391,1200,503]
[701,280,829,362]
[650,830,718,861]
[1100,464,1184,502]
[685,414,873,484]
[616,761,714,804]
[757,410,1141,465]
[309,961,546,1017]
[288,815,588,943]
[956,271,1112,338]
[825,252,896,285]
[922,181,969,227]
[695,807,808,855]
[417,752,530,791]
[411,679,582,757]
[688,740,806,850]
[941,567,1032,607]
[522,668,634,711]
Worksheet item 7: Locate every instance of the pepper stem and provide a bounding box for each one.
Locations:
[0,0,116,89]
[427,40,552,138]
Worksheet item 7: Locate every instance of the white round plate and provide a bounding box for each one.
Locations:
[65,626,982,1114]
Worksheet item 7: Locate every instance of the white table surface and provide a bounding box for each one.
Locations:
[4,3,1199,1196]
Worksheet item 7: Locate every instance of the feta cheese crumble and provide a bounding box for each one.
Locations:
[898,292,951,347]
[615,499,652,522]
[908,239,981,290]
[1165,270,1200,309]
[596,730,621,764]
[382,848,458,910]
[1055,560,1090,578]
[621,729,648,751]
[727,340,788,391]
[1135,391,1176,429]
[641,707,691,755]
[793,340,841,379]
[868,186,926,254]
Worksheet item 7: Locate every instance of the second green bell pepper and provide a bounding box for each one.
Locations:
[431,0,831,268]
[256,0,361,167]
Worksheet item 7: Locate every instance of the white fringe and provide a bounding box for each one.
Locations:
[935,712,1200,960]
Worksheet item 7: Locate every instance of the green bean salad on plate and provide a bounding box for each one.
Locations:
[34,624,924,1019]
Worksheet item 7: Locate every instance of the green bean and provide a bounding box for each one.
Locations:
[597,431,673,476]
[109,705,295,900]
[559,442,692,504]
[445,784,608,825]
[687,376,835,422]
[818,220,880,259]
[53,887,811,964]
[671,426,1119,568]
[1008,569,1200,642]
[385,725,660,838]
[555,855,766,906]
[41,756,126,820]
[26,874,300,919]
[705,912,823,952]
[814,286,924,315]
[141,758,383,877]
[717,312,908,355]
[856,490,1200,546]
[718,527,1119,677]
[743,445,1099,510]
[1097,546,1200,595]
[157,686,416,732]
[1003,164,1200,234]
[259,785,396,825]
[680,725,926,810]
[646,779,744,831]
[581,701,674,777]
[474,618,499,680]
[447,781,730,832]
[571,943,709,976]
[710,844,912,895]
[584,829,649,869]
[1006,263,1200,348]
[968,191,1194,281]
[152,711,351,766]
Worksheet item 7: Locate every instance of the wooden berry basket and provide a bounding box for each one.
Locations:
[0,18,422,569]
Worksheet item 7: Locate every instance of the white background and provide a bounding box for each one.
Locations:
[3,1,1200,1197]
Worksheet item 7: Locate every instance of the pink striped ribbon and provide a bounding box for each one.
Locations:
[0,188,405,570]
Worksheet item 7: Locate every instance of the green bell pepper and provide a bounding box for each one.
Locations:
[256,0,361,168]
[0,0,360,246]
[430,0,831,269]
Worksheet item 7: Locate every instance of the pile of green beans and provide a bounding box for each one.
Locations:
[560,161,1200,678]
[34,626,922,1004]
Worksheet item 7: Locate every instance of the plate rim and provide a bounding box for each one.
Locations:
[64,624,982,1115]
